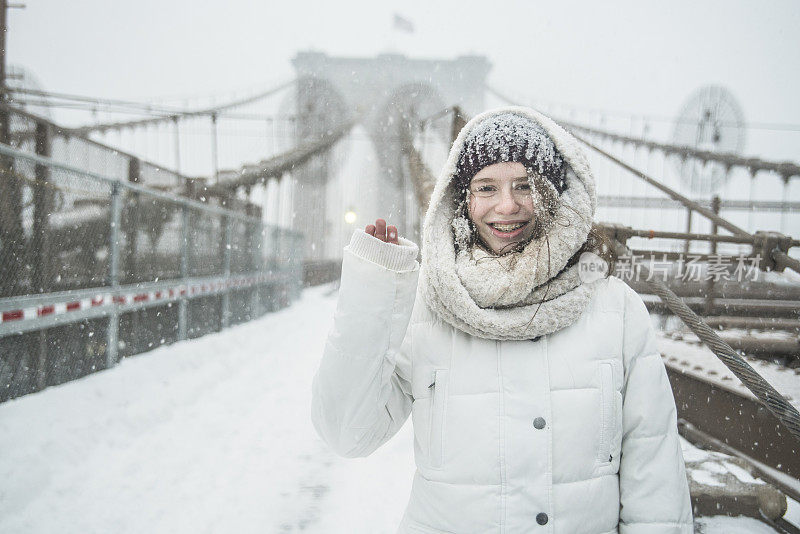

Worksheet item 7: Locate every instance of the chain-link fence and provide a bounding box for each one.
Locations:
[0,133,303,403]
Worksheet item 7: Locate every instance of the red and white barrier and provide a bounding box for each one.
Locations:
[0,274,277,325]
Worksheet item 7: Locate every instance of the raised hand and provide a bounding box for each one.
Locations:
[365,218,399,245]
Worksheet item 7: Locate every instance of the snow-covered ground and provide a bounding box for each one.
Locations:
[0,285,789,533]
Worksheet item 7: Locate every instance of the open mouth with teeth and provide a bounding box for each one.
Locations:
[488,221,529,238]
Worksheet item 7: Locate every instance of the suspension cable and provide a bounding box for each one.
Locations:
[606,236,800,443]
[485,84,800,181]
[8,87,191,114]
[64,79,296,134]
[565,121,800,181]
[203,118,357,195]
[578,134,751,238]
[574,132,800,276]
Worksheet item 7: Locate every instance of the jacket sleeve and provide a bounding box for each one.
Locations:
[618,282,693,534]
[311,229,419,458]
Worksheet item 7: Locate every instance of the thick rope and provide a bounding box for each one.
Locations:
[611,239,800,442]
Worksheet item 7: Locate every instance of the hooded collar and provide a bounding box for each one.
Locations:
[419,106,600,341]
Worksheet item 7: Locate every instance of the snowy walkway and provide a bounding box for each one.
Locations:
[0,285,785,533]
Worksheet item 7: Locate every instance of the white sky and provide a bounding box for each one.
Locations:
[8,0,800,128]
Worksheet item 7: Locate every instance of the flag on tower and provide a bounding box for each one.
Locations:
[393,13,415,33]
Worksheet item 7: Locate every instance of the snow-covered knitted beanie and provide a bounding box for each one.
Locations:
[455,112,568,195]
[420,107,600,341]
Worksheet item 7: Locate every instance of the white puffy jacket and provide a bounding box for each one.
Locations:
[311,230,692,534]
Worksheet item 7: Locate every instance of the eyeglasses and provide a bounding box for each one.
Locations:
[469,179,533,200]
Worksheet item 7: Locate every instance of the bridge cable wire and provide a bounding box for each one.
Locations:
[10,81,295,116]
[607,237,800,443]
[203,117,358,196]
[565,122,800,183]
[399,105,461,214]
[578,132,800,442]
[574,132,800,276]
[484,84,800,133]
[8,87,196,114]
[27,79,297,135]
[574,128,800,441]
[484,85,800,183]
[0,102,201,185]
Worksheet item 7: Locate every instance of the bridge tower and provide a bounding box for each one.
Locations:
[290,52,491,261]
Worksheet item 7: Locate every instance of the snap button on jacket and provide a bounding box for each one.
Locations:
[311,240,693,534]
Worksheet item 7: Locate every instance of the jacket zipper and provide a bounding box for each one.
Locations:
[429,369,447,469]
[598,362,614,465]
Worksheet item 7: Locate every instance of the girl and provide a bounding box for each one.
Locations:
[312,107,692,533]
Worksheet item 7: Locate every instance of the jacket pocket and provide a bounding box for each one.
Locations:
[597,361,614,466]
[429,368,449,469]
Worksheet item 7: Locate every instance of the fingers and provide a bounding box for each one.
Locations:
[375,219,387,242]
[365,219,399,244]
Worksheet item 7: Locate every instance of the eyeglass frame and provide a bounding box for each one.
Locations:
[467,175,534,200]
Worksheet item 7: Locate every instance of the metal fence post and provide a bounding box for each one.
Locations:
[0,108,23,298]
[178,204,189,340]
[704,195,721,315]
[276,227,286,306]
[211,112,219,184]
[221,215,231,328]
[683,208,693,255]
[450,106,467,144]
[32,121,52,293]
[32,120,52,389]
[124,158,141,351]
[268,225,279,311]
[106,182,122,368]
[250,218,262,318]
[294,231,304,298]
[780,174,790,233]
[124,158,141,281]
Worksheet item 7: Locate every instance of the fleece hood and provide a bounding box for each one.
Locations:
[419,106,600,340]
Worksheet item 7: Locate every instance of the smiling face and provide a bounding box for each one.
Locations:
[467,162,537,255]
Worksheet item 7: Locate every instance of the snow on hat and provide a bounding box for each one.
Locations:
[455,112,567,193]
